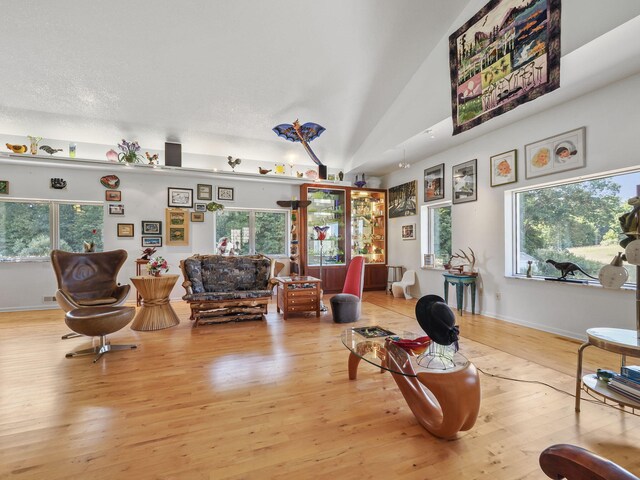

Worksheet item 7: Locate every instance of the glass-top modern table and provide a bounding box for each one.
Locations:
[341,326,481,439]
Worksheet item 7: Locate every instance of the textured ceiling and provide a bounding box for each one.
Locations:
[0,0,468,168]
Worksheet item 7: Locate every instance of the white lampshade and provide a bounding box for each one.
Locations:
[599,252,629,289]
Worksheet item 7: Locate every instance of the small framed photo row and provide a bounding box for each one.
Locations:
[141,236,162,247]
[490,150,517,187]
[117,223,134,237]
[109,204,125,215]
[197,183,213,201]
[191,212,205,222]
[194,203,207,212]
[0,180,8,194]
[217,186,234,202]
[525,127,586,179]
[105,190,121,201]
[167,187,193,208]
[141,221,162,235]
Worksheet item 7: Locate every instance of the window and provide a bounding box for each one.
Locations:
[215,208,287,257]
[513,169,640,284]
[421,202,452,268]
[0,200,104,261]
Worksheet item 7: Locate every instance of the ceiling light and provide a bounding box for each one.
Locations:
[398,149,410,169]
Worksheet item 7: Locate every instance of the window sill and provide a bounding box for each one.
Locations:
[0,258,51,264]
[505,274,636,291]
[421,266,446,271]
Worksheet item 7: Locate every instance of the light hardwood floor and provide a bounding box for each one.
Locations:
[1,291,639,479]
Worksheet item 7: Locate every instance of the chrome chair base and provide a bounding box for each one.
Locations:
[66,336,137,363]
[61,332,82,340]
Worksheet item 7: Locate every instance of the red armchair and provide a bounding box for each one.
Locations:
[330,256,365,323]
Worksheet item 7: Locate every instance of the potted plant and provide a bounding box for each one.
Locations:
[117,139,144,164]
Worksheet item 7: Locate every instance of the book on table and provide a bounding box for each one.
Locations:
[621,365,640,382]
[609,375,640,402]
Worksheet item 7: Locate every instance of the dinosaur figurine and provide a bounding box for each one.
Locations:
[545,259,597,280]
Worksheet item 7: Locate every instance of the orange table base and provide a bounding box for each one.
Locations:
[130,274,180,331]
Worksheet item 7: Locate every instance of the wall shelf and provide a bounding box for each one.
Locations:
[0,152,350,186]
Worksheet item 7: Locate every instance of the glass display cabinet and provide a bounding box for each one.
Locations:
[300,184,387,293]
[350,190,386,265]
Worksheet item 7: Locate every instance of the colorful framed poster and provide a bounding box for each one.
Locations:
[490,149,517,187]
[452,159,477,204]
[525,127,586,179]
[142,221,162,235]
[424,164,445,202]
[165,208,190,246]
[449,0,561,135]
[105,190,121,201]
[141,236,162,247]
[388,180,417,218]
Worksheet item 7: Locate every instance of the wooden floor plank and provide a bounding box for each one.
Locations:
[0,291,639,479]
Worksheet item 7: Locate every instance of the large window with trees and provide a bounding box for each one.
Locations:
[0,200,104,261]
[421,202,452,268]
[514,169,640,283]
[215,208,287,257]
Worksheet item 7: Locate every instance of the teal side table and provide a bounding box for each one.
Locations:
[443,273,477,315]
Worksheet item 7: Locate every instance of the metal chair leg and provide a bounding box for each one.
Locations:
[66,335,137,362]
[61,332,82,340]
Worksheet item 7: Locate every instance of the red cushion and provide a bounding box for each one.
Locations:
[343,256,365,298]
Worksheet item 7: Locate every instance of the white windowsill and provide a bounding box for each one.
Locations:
[0,258,50,264]
[506,274,636,291]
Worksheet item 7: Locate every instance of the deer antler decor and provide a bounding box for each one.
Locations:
[450,248,476,273]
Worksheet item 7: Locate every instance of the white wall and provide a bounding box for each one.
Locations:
[0,160,299,310]
[383,72,640,339]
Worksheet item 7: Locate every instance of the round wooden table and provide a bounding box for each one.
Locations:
[130,274,180,331]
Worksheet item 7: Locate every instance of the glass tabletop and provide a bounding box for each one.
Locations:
[341,327,469,377]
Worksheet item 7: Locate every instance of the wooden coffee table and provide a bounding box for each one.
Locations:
[130,274,180,331]
[275,276,321,319]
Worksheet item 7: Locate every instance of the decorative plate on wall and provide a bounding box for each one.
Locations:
[100,175,120,189]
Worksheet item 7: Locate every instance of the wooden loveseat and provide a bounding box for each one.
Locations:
[180,254,273,326]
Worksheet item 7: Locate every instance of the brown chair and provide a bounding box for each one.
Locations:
[51,249,131,338]
[540,444,639,480]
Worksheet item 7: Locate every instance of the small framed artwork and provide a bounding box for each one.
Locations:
[452,159,477,204]
[194,203,207,212]
[424,253,435,267]
[490,150,517,187]
[109,204,125,215]
[166,208,190,246]
[167,187,193,208]
[0,180,8,194]
[217,186,234,202]
[327,174,336,181]
[191,212,205,222]
[401,223,416,240]
[105,190,121,201]
[141,236,162,247]
[525,127,586,179]
[117,223,134,237]
[197,184,213,201]
[142,221,162,235]
[424,163,445,202]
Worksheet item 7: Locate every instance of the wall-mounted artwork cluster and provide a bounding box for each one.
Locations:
[449,0,561,134]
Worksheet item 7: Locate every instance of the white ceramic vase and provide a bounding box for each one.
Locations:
[598,252,628,289]
[625,239,640,265]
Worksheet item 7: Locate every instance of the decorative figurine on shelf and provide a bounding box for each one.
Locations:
[6,143,28,154]
[274,163,286,174]
[145,152,159,165]
[140,247,157,260]
[27,136,42,155]
[83,229,98,252]
[69,143,77,158]
[272,119,327,179]
[338,171,344,181]
[217,237,236,255]
[146,256,169,277]
[117,139,144,164]
[106,149,119,162]
[354,174,367,188]
[296,171,304,178]
[40,145,63,155]
[545,259,597,280]
[50,178,67,189]
[227,156,241,171]
[258,167,272,175]
[618,196,640,248]
[526,260,533,278]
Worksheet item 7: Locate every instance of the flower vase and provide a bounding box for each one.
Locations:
[154,271,161,277]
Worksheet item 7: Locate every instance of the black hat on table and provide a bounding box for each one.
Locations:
[415,294,459,346]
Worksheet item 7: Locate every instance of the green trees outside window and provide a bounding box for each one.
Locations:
[215,209,287,257]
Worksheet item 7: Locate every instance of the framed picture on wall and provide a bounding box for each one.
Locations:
[191,212,204,222]
[0,180,8,194]
[194,203,207,212]
[117,223,134,237]
[166,208,190,246]
[217,186,234,202]
[141,221,162,235]
[525,127,586,179]
[452,159,477,204]
[109,204,125,215]
[167,187,193,208]
[388,180,417,218]
[141,236,162,247]
[105,190,121,201]
[401,223,416,240]
[197,184,213,200]
[424,164,445,202]
[490,150,517,187]
[424,253,435,267]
